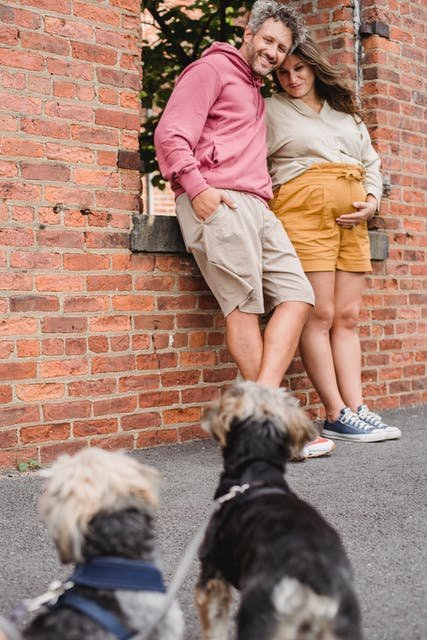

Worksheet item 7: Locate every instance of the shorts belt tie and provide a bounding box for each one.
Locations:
[337,168,364,181]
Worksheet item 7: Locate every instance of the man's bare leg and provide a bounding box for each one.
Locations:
[226,302,310,386]
[225,308,263,380]
[257,301,310,387]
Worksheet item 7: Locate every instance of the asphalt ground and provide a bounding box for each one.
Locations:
[0,404,425,640]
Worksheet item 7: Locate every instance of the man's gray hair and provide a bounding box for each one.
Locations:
[247,0,307,50]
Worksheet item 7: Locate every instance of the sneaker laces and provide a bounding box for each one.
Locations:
[341,407,373,431]
[358,404,384,428]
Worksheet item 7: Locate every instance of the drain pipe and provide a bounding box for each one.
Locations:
[353,0,363,101]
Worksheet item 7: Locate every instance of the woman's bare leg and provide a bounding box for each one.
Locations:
[331,270,366,412]
[299,272,345,421]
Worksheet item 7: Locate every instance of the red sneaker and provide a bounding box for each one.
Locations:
[303,436,336,459]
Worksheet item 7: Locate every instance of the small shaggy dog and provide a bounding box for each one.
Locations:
[21,448,184,640]
[196,382,362,640]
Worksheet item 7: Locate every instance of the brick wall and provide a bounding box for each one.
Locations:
[0,1,425,468]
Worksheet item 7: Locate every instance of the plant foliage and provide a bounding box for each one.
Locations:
[141,1,253,188]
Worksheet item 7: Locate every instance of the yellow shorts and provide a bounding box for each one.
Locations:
[269,163,372,273]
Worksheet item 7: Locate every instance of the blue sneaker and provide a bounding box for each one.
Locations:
[323,407,386,442]
[357,404,401,440]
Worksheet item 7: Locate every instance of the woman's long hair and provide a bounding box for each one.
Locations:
[274,36,363,120]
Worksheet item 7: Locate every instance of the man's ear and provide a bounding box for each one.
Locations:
[242,25,254,44]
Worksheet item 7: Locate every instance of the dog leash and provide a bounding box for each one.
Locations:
[132,483,252,640]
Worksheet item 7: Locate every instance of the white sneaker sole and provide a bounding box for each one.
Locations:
[304,443,336,458]
[323,429,387,442]
[381,429,401,440]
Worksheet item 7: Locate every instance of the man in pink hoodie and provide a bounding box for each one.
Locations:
[155,0,314,390]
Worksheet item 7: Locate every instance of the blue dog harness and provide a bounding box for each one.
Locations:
[50,557,166,640]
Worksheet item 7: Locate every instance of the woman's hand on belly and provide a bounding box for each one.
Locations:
[336,197,377,228]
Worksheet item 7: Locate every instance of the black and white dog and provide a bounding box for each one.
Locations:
[197,382,362,640]
[20,448,184,640]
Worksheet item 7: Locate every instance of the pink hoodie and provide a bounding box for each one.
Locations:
[154,42,273,203]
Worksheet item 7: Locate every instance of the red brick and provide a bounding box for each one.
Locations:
[93,395,137,417]
[69,379,117,397]
[113,295,154,311]
[96,68,140,90]
[95,108,140,130]
[65,338,87,355]
[0,49,43,72]
[73,2,120,27]
[87,274,132,291]
[92,354,135,374]
[64,296,110,312]
[94,435,134,450]
[40,358,88,378]
[89,316,131,332]
[118,374,159,393]
[0,405,39,428]
[162,406,202,425]
[134,275,175,291]
[179,351,216,367]
[161,370,201,387]
[35,274,85,292]
[179,424,209,442]
[16,340,40,358]
[136,352,178,370]
[0,428,18,448]
[0,385,12,404]
[43,401,91,421]
[0,159,18,178]
[121,412,161,432]
[110,335,130,351]
[88,336,109,353]
[42,317,87,335]
[36,229,84,249]
[131,335,151,350]
[0,317,37,336]
[134,315,174,331]
[45,143,95,163]
[181,386,220,404]
[20,422,70,444]
[138,390,179,409]
[203,367,238,384]
[0,273,33,290]
[40,441,87,465]
[136,428,178,448]
[44,16,94,40]
[74,418,118,437]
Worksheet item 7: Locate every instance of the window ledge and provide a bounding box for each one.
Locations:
[131,214,186,253]
[131,214,389,261]
[369,230,389,261]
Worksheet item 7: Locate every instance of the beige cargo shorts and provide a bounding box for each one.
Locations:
[175,189,314,317]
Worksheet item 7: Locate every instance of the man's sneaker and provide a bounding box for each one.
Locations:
[323,407,387,442]
[357,404,401,440]
[303,436,336,459]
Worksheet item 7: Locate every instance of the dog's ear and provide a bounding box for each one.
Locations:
[201,405,228,446]
[285,403,318,460]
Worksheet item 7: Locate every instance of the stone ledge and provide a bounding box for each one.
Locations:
[131,214,186,253]
[369,230,389,261]
[131,214,389,261]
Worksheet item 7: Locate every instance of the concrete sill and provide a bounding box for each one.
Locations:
[131,214,389,261]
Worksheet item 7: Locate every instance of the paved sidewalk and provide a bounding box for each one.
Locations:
[0,404,425,640]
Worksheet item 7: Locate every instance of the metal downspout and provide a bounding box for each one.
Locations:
[353,0,363,101]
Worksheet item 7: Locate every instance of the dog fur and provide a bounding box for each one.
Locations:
[22,448,184,640]
[196,381,362,640]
